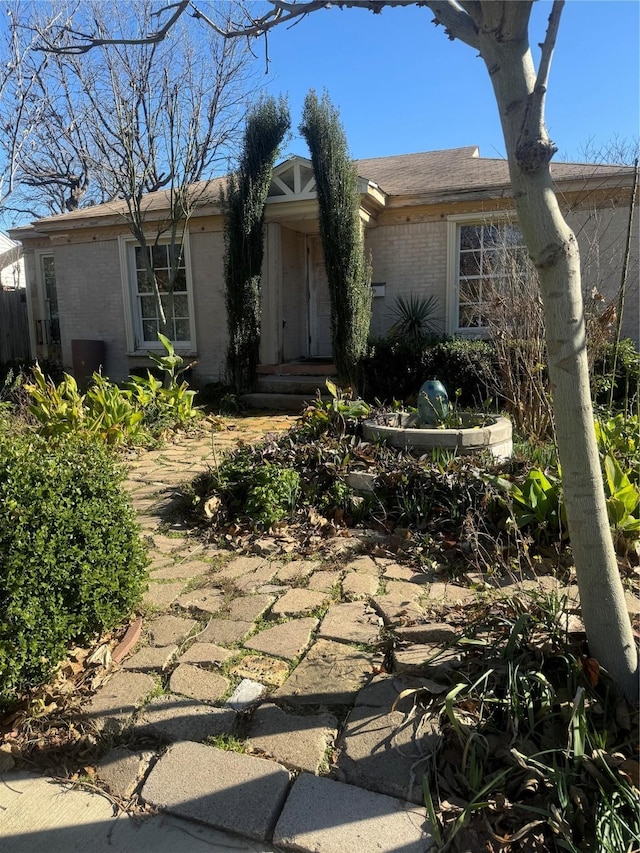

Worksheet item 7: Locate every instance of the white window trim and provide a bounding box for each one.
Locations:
[34,249,58,351]
[119,231,197,355]
[446,211,519,337]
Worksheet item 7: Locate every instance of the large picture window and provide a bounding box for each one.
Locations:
[120,234,196,352]
[448,217,527,334]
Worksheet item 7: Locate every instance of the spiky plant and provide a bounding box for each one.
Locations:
[222,97,290,393]
[300,90,371,392]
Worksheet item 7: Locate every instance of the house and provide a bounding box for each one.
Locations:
[0,232,25,291]
[9,147,639,384]
[0,232,30,362]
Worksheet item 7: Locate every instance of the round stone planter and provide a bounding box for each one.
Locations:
[362,412,513,460]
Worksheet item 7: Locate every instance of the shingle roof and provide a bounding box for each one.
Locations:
[355,146,634,196]
[15,147,635,232]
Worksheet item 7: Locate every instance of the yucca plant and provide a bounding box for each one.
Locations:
[387,293,442,344]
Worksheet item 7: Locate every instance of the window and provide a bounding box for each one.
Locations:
[120,234,196,352]
[35,253,60,347]
[42,254,60,344]
[447,216,527,334]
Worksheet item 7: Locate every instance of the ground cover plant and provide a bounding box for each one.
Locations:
[415,591,640,852]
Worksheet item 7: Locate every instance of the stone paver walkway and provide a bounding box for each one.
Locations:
[4,413,630,853]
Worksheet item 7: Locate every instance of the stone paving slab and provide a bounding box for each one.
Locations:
[230,655,290,686]
[424,582,478,606]
[0,770,286,852]
[143,581,185,610]
[382,564,419,581]
[271,588,329,617]
[248,703,337,773]
[393,644,465,674]
[273,560,320,582]
[334,703,438,804]
[385,580,425,601]
[392,622,459,644]
[96,747,154,799]
[225,593,276,622]
[142,742,290,842]
[342,571,379,598]
[147,534,189,555]
[307,570,341,592]
[83,671,156,734]
[150,560,211,581]
[318,603,381,645]
[273,773,434,853]
[233,562,280,593]
[243,617,318,660]
[178,642,236,665]
[273,639,373,707]
[136,694,236,743]
[199,618,254,645]
[122,645,178,672]
[214,556,268,581]
[169,663,230,703]
[372,594,425,626]
[146,614,198,646]
[343,555,380,576]
[176,586,225,614]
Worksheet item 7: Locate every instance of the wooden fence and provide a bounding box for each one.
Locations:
[0,289,31,363]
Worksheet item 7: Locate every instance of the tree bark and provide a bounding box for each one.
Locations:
[471,6,637,697]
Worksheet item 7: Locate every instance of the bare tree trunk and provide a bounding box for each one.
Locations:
[475,11,637,697]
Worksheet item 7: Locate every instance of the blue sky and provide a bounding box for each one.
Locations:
[261,1,639,163]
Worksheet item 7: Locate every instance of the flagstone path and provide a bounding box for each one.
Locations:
[5,414,635,853]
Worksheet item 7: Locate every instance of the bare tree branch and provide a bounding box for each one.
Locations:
[37,0,191,54]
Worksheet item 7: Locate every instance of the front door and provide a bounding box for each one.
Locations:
[307,235,332,358]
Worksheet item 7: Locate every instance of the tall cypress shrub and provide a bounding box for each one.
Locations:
[300,90,372,391]
[222,97,290,393]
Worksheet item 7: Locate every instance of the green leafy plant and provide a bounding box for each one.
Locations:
[245,465,300,528]
[488,467,563,542]
[25,364,86,437]
[85,372,144,444]
[0,432,147,707]
[388,293,442,344]
[298,379,371,438]
[602,453,640,541]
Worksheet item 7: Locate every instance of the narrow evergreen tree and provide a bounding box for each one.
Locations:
[300,91,371,392]
[222,97,290,393]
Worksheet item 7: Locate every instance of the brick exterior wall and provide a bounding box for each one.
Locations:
[365,221,448,339]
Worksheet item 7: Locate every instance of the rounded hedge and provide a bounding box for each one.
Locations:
[0,430,147,706]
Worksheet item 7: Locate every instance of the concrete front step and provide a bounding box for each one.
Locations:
[256,374,334,395]
[258,360,335,376]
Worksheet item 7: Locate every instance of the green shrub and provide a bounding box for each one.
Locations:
[362,336,498,407]
[362,336,431,403]
[0,432,147,706]
[423,339,498,407]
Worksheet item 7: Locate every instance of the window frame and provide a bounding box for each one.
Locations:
[446,212,525,337]
[119,231,197,354]
[34,249,61,349]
